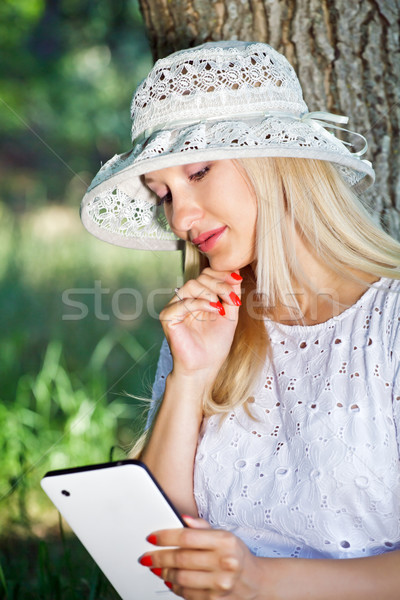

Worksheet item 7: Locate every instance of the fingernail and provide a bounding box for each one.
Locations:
[231,272,242,281]
[181,514,196,525]
[165,581,173,589]
[139,555,153,567]
[146,534,158,545]
[210,301,225,316]
[229,292,241,306]
[151,567,162,577]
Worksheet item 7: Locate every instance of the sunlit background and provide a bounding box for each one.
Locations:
[0,2,182,596]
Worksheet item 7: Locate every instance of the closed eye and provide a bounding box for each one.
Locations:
[156,165,211,207]
[189,165,211,182]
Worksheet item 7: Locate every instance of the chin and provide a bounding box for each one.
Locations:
[208,256,250,272]
[207,258,227,271]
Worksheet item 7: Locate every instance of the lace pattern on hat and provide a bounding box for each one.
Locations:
[81,41,375,249]
[136,119,365,187]
[86,187,176,241]
[131,43,308,141]
[85,116,365,241]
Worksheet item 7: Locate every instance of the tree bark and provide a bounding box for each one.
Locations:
[138,0,400,238]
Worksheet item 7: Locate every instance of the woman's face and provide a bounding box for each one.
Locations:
[143,160,257,271]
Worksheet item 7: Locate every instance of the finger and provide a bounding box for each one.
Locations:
[164,581,203,600]
[160,298,225,323]
[175,274,241,307]
[181,515,211,529]
[229,270,243,283]
[201,267,242,282]
[201,268,243,288]
[197,270,243,306]
[147,527,234,551]
[143,548,216,572]
[166,567,235,593]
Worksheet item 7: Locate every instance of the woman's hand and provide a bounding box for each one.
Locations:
[160,269,242,382]
[140,269,242,514]
[140,523,400,600]
[139,516,264,600]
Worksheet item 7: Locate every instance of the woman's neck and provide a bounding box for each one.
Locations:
[271,231,379,326]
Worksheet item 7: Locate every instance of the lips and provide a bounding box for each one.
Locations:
[192,226,227,252]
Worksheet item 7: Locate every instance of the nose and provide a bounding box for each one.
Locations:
[169,191,203,235]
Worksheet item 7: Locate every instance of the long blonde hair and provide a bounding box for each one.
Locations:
[129,157,400,456]
[192,157,400,416]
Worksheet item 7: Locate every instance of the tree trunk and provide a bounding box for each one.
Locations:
[138,0,400,238]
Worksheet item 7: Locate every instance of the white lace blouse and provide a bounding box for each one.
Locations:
[148,278,400,559]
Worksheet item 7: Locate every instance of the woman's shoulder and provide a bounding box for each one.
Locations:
[362,276,400,306]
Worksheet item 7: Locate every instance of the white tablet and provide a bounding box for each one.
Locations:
[41,460,184,599]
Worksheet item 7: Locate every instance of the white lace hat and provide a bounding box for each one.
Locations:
[80,40,375,251]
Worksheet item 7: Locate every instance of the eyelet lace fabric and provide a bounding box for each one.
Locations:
[149,279,400,559]
[134,119,365,187]
[86,185,176,244]
[131,42,307,142]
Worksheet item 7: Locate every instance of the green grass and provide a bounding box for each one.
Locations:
[0,201,181,598]
[1,530,118,599]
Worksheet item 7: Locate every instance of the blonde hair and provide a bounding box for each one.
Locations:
[195,157,400,416]
[129,157,400,456]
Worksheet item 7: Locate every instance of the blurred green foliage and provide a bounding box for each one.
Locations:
[0,3,181,596]
[0,199,181,595]
[0,199,181,516]
[0,0,152,210]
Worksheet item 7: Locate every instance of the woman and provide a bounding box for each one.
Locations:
[81,41,400,599]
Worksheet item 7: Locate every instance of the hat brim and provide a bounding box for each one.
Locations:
[81,116,375,251]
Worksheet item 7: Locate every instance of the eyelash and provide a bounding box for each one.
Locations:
[156,165,211,206]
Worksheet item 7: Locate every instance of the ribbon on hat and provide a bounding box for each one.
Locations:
[272,111,368,157]
[133,109,368,157]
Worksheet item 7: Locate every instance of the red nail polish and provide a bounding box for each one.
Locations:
[181,514,196,526]
[217,301,226,316]
[165,581,173,589]
[151,567,162,577]
[229,292,241,306]
[139,555,153,567]
[146,534,158,545]
[210,301,225,316]
[231,272,242,281]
